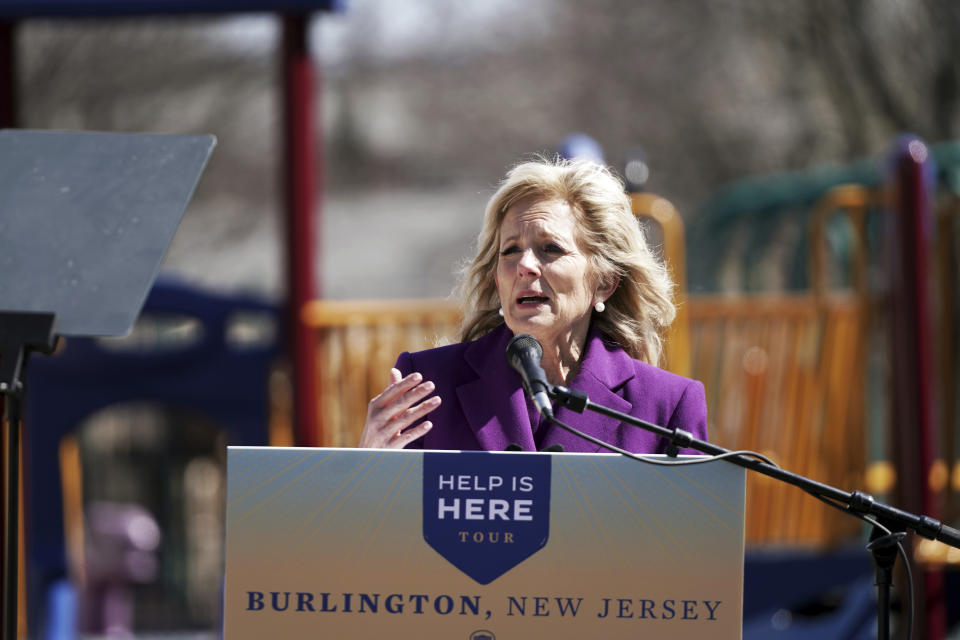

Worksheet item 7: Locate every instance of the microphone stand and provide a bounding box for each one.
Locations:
[547,384,960,640]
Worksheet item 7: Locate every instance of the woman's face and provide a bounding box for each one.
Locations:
[496,197,608,349]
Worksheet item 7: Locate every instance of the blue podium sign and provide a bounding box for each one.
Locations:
[422,452,552,585]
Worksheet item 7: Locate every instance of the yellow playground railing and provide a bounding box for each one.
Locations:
[303,187,873,546]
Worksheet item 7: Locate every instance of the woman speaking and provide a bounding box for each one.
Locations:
[359,157,707,453]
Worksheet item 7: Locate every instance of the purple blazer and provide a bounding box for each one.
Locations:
[396,324,707,454]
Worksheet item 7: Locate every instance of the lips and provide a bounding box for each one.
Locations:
[517,295,549,305]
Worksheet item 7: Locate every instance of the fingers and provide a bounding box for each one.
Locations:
[382,379,439,424]
[359,369,442,449]
[392,420,434,448]
[370,371,427,411]
[389,393,442,432]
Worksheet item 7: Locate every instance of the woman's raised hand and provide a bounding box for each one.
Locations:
[358,368,441,448]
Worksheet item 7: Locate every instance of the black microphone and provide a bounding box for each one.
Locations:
[505,333,554,418]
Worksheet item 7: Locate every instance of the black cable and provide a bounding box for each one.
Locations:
[544,410,917,639]
[542,412,665,463]
[897,532,916,640]
[544,412,781,468]
[801,489,914,640]
[633,448,780,468]
[862,514,915,640]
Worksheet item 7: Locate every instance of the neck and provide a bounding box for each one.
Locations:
[538,326,590,387]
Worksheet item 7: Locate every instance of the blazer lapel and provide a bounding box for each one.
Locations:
[455,326,537,451]
[543,329,636,453]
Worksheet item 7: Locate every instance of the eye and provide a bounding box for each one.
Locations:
[544,242,566,254]
[499,245,520,256]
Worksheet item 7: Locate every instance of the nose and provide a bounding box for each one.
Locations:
[517,248,541,276]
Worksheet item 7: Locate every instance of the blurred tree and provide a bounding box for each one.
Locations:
[735,0,960,157]
[13,1,960,296]
[318,0,960,210]
[19,18,285,294]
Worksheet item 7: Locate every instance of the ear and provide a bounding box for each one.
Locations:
[596,272,619,303]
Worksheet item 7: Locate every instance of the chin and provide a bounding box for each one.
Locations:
[507,315,547,330]
[507,320,554,343]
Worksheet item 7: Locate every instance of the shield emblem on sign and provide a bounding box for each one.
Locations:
[422,451,551,585]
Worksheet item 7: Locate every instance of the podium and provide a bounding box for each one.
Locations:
[223,448,746,639]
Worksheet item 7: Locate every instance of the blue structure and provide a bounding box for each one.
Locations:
[23,278,281,637]
[557,133,605,164]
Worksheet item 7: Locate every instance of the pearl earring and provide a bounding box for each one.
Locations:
[498,307,504,317]
[594,301,605,313]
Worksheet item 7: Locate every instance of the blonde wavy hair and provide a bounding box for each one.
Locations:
[458,156,676,365]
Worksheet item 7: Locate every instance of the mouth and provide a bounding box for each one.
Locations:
[516,295,549,306]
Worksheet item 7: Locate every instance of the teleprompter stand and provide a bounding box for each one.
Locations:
[1,313,56,640]
[545,383,960,640]
[0,129,215,639]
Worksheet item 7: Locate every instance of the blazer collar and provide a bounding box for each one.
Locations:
[455,325,637,453]
[456,324,535,451]
[544,328,636,452]
[574,327,637,391]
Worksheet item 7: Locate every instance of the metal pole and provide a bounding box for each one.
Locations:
[281,13,322,446]
[2,394,19,640]
[0,20,17,639]
[887,137,943,639]
[0,395,3,640]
